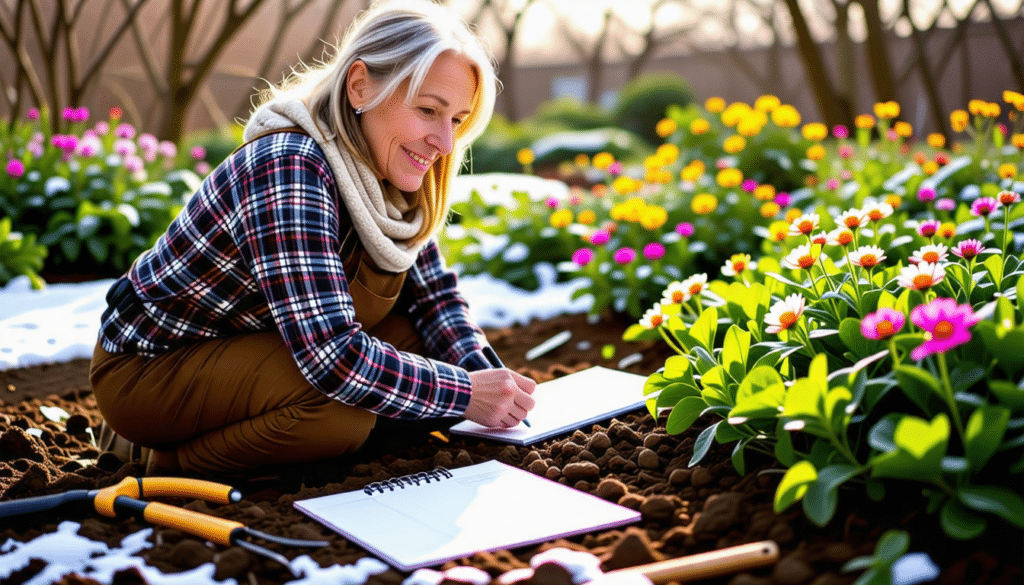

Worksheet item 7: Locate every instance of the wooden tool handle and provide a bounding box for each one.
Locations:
[608,541,779,584]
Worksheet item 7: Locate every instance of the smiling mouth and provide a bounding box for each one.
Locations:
[403,147,432,170]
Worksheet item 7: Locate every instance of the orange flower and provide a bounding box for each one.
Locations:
[922,161,939,175]
[801,123,828,141]
[691,193,718,214]
[968,99,987,116]
[1013,134,1024,149]
[722,102,752,127]
[754,95,781,112]
[768,220,789,242]
[874,101,900,119]
[855,114,876,129]
[723,135,747,154]
[938,222,956,238]
[927,133,946,149]
[771,105,801,128]
[593,152,615,170]
[894,121,913,138]
[716,168,743,188]
[690,118,711,135]
[656,117,678,138]
[754,184,776,201]
[806,144,826,161]
[760,202,781,217]
[950,109,969,132]
[577,210,596,225]
[705,97,727,113]
[998,163,1018,179]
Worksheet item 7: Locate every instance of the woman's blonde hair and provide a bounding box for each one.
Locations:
[262,0,497,245]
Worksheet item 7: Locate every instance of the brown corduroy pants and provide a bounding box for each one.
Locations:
[90,312,426,475]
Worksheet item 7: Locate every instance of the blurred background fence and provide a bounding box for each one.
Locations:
[1,0,1021,143]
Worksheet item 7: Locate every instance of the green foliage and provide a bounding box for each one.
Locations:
[1,107,205,284]
[612,74,694,146]
[532,97,613,132]
[842,530,911,585]
[0,217,47,288]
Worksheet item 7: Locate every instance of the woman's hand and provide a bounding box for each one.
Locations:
[464,369,536,428]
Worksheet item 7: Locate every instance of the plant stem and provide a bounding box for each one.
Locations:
[658,326,688,356]
[937,352,966,443]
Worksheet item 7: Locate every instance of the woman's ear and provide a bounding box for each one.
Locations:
[346,60,371,110]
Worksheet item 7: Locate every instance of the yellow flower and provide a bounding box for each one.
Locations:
[754,95,781,112]
[593,152,615,170]
[885,194,902,209]
[612,175,640,194]
[645,168,672,184]
[760,202,781,218]
[723,135,747,154]
[927,133,945,149]
[691,193,718,214]
[873,101,900,119]
[716,168,743,188]
[644,155,663,170]
[640,205,669,230]
[721,102,752,127]
[656,143,680,165]
[736,114,766,137]
[705,97,727,113]
[690,118,711,135]
[754,184,776,201]
[681,162,704,183]
[894,121,913,138]
[656,117,678,138]
[1004,90,1024,108]
[1013,134,1024,149]
[984,102,1001,118]
[999,163,1018,179]
[577,210,596,225]
[806,144,826,161]
[771,105,801,128]
[549,208,573,228]
[768,220,789,242]
[938,222,956,238]
[950,109,969,132]
[968,99,986,116]
[784,208,802,224]
[516,148,534,166]
[922,161,939,175]
[801,123,828,141]
[855,114,876,129]
[574,153,590,167]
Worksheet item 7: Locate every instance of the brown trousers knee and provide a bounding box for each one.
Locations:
[90,313,426,475]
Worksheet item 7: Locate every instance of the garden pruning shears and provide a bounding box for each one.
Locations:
[0,476,327,577]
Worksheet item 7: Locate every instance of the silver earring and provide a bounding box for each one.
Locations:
[355,107,363,115]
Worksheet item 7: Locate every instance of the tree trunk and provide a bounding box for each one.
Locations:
[781,0,846,127]
[858,0,899,106]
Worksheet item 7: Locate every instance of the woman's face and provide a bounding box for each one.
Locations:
[353,51,477,193]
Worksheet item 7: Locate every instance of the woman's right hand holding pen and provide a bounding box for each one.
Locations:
[464,369,536,428]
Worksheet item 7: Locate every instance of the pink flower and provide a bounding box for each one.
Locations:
[675,222,694,237]
[838,145,853,159]
[545,196,559,209]
[94,121,110,136]
[999,190,1020,207]
[607,162,623,175]
[827,178,840,190]
[775,192,791,207]
[909,298,980,361]
[917,187,936,202]
[6,159,25,178]
[742,179,758,193]
[613,247,636,264]
[75,135,102,158]
[27,108,39,120]
[840,169,853,180]
[935,198,955,212]
[138,133,158,153]
[115,123,136,139]
[114,138,136,157]
[158,141,177,158]
[643,242,665,261]
[590,230,611,246]
[195,161,212,175]
[971,197,998,217]
[860,308,905,340]
[572,248,595,266]
[124,154,144,173]
[951,239,984,260]
[62,107,76,121]
[917,219,941,238]
[833,125,849,139]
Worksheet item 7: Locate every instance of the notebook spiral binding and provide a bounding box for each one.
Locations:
[363,467,453,495]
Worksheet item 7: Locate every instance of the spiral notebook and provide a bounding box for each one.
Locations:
[293,460,641,571]
[449,366,648,445]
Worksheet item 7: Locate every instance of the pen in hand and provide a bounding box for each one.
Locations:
[522,419,531,427]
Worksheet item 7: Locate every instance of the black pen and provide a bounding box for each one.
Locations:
[522,419,531,427]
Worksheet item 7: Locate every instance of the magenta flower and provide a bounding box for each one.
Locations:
[195,161,212,175]
[775,192,791,207]
[158,141,177,158]
[6,159,25,178]
[917,187,936,203]
[917,219,941,238]
[951,239,984,260]
[741,179,758,193]
[860,308,905,340]
[27,108,39,120]
[833,125,849,139]
[75,135,102,157]
[826,178,840,190]
[909,298,980,361]
[62,107,76,121]
[607,162,623,175]
[971,197,999,217]
[643,242,666,261]
[114,138,136,157]
[675,222,694,237]
[572,248,595,266]
[935,198,955,212]
[94,121,110,136]
[124,154,144,173]
[115,123,136,139]
[838,145,853,159]
[613,247,636,264]
[138,133,158,153]
[590,230,610,246]
[544,196,559,209]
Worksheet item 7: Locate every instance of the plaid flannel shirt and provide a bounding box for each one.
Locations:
[98,132,496,419]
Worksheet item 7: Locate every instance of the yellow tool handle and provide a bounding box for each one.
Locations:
[607,541,779,584]
[94,477,241,517]
[142,501,244,546]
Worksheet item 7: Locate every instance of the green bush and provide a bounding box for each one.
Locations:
[612,74,694,146]
[532,97,613,131]
[0,217,46,288]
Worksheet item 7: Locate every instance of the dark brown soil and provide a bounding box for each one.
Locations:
[1,312,1021,585]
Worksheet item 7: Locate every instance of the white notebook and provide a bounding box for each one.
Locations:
[293,460,641,571]
[449,366,648,445]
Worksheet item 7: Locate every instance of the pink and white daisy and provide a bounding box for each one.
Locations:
[897,262,946,291]
[909,244,949,265]
[782,244,823,271]
[848,245,886,269]
[860,308,905,340]
[765,294,807,334]
[909,298,980,361]
[951,239,985,260]
[970,197,999,217]
[999,190,1021,207]
[916,219,941,238]
[810,231,828,245]
[788,213,820,237]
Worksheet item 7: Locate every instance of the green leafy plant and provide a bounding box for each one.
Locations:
[0,217,47,288]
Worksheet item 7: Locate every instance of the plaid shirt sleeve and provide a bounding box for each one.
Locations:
[229,135,473,419]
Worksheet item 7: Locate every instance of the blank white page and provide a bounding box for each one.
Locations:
[449,366,648,445]
[293,460,641,571]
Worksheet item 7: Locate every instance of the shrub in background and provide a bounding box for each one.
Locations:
[613,74,694,146]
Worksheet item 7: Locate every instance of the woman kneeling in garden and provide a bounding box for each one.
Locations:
[90,0,535,476]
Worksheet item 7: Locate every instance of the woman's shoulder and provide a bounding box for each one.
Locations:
[240,129,327,166]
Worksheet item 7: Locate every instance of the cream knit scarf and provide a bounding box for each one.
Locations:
[243,97,426,272]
